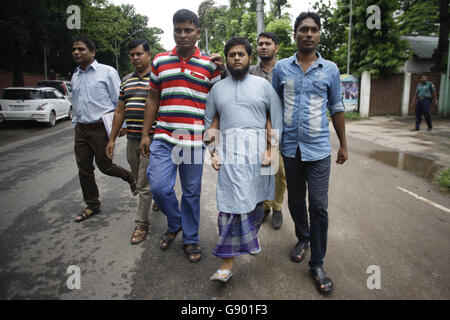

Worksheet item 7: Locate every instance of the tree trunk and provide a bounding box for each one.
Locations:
[256,0,265,35]
[432,0,449,72]
[13,42,24,87]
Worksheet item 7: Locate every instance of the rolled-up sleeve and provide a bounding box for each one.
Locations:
[271,63,283,100]
[327,66,345,115]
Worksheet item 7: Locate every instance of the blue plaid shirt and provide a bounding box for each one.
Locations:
[272,52,345,161]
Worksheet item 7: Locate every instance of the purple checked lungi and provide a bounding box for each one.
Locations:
[212,202,264,258]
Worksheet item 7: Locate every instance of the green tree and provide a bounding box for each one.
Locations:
[312,0,346,61]
[331,0,409,78]
[397,0,439,36]
[266,18,296,59]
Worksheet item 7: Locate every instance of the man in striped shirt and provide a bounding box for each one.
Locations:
[106,39,157,245]
[140,9,223,262]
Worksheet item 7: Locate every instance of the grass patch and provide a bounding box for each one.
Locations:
[344,111,361,120]
[436,168,450,193]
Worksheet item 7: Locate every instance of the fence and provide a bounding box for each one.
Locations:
[362,72,443,117]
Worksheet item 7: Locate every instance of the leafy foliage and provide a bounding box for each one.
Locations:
[0,0,165,84]
[198,0,295,61]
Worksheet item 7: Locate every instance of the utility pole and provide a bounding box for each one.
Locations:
[205,29,210,55]
[44,46,48,80]
[346,0,353,75]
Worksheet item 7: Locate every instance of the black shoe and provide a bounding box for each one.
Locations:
[272,210,283,229]
[410,128,419,131]
[427,127,432,132]
[310,267,334,295]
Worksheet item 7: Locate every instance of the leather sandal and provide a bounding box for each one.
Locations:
[74,207,101,223]
[130,226,148,244]
[184,244,202,263]
[290,241,309,262]
[159,229,181,250]
[310,267,334,294]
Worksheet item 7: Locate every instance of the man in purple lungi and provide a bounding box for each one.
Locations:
[204,37,283,282]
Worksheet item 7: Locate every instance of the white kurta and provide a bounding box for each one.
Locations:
[204,74,283,214]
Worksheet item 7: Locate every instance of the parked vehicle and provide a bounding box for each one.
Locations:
[0,87,72,127]
[37,80,72,103]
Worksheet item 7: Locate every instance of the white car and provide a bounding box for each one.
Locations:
[0,87,73,127]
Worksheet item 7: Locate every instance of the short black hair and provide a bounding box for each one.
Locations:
[224,37,252,58]
[173,9,199,28]
[257,32,279,45]
[128,39,150,52]
[294,12,321,33]
[73,36,96,52]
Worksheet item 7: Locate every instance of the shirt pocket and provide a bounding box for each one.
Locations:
[312,80,328,94]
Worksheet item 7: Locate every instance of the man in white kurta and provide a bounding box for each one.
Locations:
[204,36,282,282]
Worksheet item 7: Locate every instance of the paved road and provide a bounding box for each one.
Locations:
[0,118,449,301]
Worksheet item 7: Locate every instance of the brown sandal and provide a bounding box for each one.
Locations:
[74,207,101,223]
[130,227,148,244]
[129,181,139,196]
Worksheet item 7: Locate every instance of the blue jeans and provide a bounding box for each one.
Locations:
[147,139,204,245]
[415,98,432,129]
[283,148,331,269]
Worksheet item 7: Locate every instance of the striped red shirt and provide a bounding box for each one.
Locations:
[150,47,221,147]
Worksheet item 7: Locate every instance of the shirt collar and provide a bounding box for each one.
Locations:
[75,60,98,73]
[170,46,201,59]
[291,52,324,68]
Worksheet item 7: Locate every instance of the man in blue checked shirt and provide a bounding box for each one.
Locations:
[271,12,348,295]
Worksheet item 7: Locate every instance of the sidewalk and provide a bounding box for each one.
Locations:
[345,116,450,169]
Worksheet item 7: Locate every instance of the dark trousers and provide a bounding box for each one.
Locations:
[283,148,331,268]
[74,123,133,210]
[415,98,432,129]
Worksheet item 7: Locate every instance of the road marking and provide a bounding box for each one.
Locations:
[396,186,450,214]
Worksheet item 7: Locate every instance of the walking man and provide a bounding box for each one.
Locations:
[140,9,223,262]
[106,39,157,244]
[71,36,136,223]
[205,36,282,282]
[250,31,287,230]
[271,12,348,294]
[410,74,438,131]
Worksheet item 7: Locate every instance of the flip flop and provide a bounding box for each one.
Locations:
[210,269,233,282]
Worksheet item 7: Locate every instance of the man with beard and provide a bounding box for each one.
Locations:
[271,12,348,294]
[204,37,282,282]
[71,36,137,223]
[250,32,287,230]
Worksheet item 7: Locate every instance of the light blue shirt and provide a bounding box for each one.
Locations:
[71,60,120,126]
[205,74,283,214]
[271,52,345,161]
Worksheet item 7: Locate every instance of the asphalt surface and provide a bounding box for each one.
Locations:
[0,116,449,301]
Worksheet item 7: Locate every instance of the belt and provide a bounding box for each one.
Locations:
[77,122,104,129]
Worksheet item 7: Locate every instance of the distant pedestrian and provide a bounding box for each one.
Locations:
[410,74,438,132]
[106,39,158,244]
[71,36,137,223]
[271,12,348,295]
